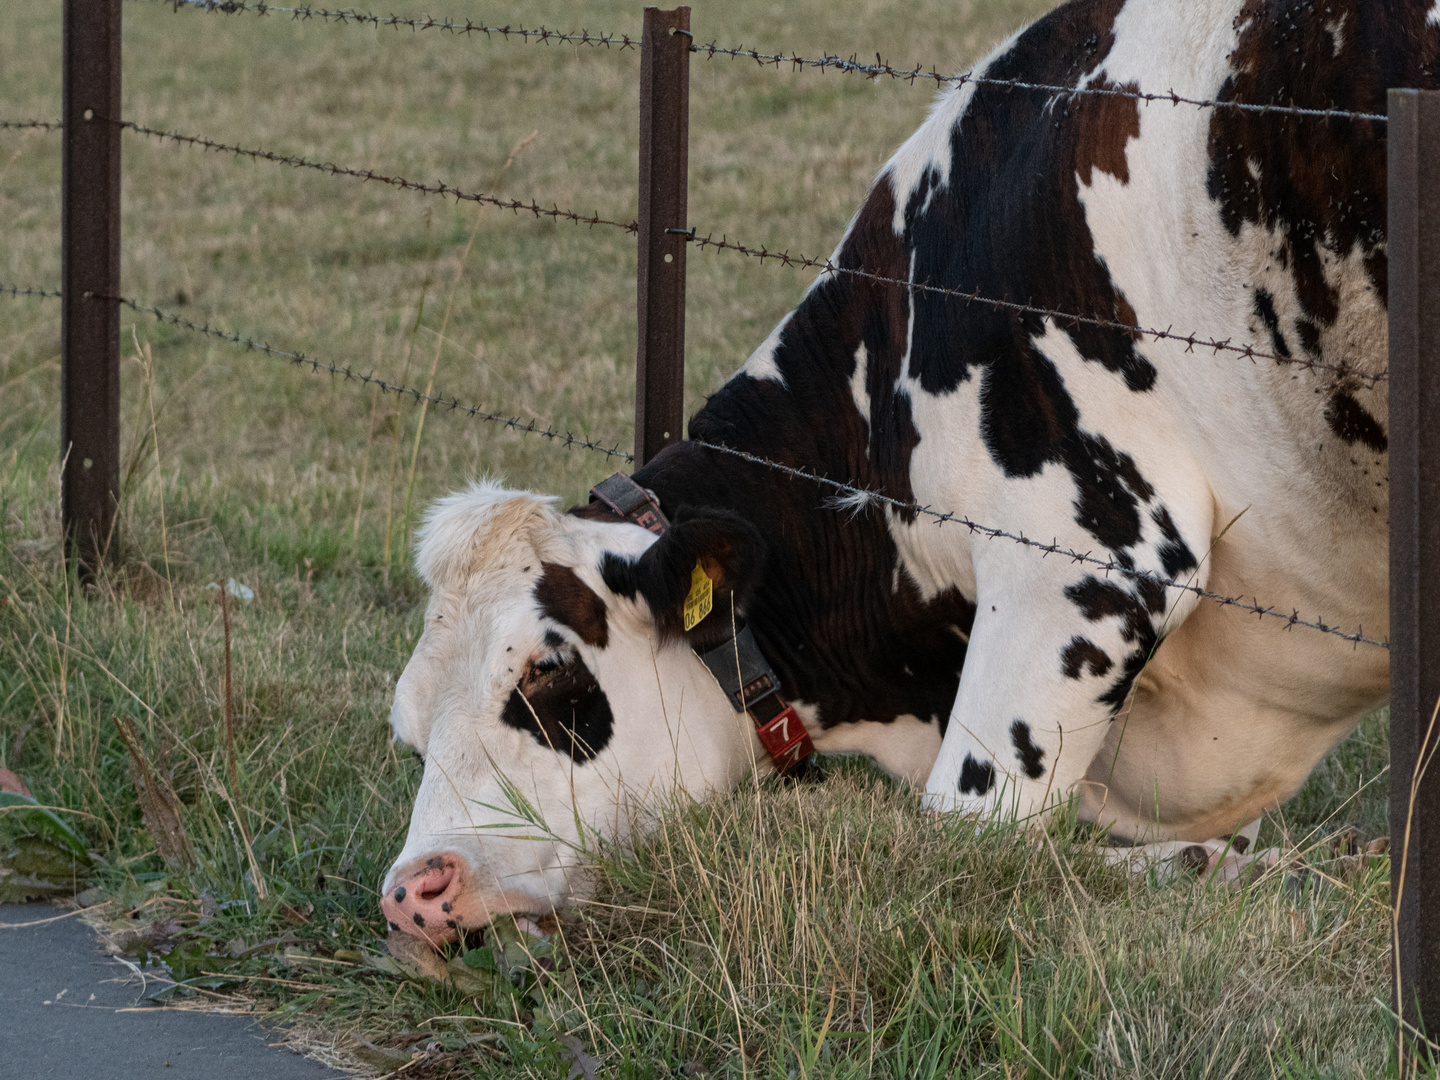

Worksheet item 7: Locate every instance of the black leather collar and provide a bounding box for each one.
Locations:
[588,473,816,773]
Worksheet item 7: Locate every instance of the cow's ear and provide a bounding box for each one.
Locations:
[600,507,765,650]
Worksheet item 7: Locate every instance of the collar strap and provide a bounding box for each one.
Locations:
[589,473,815,773]
[697,626,816,772]
[589,473,668,535]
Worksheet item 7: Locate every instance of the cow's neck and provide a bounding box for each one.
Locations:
[634,435,973,738]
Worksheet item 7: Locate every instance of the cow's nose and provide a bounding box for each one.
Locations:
[381,853,465,942]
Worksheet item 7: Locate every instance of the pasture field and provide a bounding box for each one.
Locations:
[0,0,1402,1075]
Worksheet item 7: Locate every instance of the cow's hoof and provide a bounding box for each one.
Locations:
[1175,844,1211,875]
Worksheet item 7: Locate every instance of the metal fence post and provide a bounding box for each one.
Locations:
[634,5,690,468]
[1389,86,1440,1069]
[62,0,123,577]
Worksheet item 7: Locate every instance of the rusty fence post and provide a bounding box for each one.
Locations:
[634,5,690,467]
[62,0,123,576]
[1390,86,1440,1070]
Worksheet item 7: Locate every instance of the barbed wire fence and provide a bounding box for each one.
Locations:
[0,276,1391,649]
[0,3,1398,643]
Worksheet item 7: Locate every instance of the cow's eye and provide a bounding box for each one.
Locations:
[502,645,615,764]
[519,647,577,696]
[532,653,566,676]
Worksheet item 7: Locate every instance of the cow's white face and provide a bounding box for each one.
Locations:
[380,481,766,944]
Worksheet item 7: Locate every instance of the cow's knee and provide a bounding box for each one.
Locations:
[925,572,1203,821]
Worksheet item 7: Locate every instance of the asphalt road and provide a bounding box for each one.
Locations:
[0,903,345,1079]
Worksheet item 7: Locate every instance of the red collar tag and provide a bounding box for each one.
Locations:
[589,473,815,774]
[754,704,816,772]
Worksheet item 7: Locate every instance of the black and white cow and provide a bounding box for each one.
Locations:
[380,0,1437,943]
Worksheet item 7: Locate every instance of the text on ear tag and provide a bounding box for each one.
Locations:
[683,560,714,631]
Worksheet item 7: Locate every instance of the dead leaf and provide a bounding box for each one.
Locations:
[113,716,195,871]
[560,1034,601,1080]
[279,900,313,926]
[347,1035,415,1070]
[385,930,450,981]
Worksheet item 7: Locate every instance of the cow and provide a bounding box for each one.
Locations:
[380,0,1436,944]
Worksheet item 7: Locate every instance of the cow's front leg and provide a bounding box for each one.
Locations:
[924,530,1203,824]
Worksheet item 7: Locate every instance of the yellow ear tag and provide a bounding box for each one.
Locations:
[683,560,714,632]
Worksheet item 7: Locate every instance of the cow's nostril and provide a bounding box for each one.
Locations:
[418,866,454,901]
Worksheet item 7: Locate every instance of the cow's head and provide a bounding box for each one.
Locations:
[380,480,770,945]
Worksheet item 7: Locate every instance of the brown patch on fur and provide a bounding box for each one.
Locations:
[1073,78,1142,186]
[534,563,609,647]
[1207,1,1437,320]
[1113,293,1144,341]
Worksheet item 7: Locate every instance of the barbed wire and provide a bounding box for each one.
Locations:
[1,283,63,299]
[671,229,1387,385]
[131,0,639,48]
[686,438,1388,650]
[129,0,1390,122]
[0,119,63,132]
[690,43,1389,124]
[118,118,639,233]
[4,277,1378,647]
[113,294,635,462]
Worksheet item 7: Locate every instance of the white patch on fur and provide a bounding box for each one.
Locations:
[1430,1,1440,27]
[849,342,871,436]
[1323,14,1346,56]
[903,250,918,365]
[414,480,559,589]
[884,369,984,606]
[738,309,793,386]
[813,714,943,785]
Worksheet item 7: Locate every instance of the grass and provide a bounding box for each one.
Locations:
[0,0,1406,1075]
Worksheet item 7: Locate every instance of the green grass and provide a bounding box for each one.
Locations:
[0,0,1406,1076]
